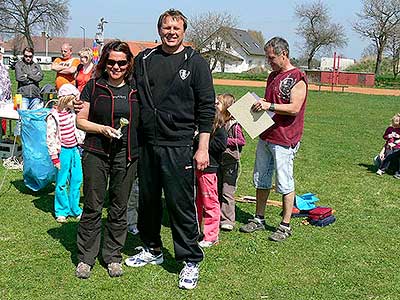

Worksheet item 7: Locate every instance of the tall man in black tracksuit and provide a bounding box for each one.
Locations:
[124,9,215,290]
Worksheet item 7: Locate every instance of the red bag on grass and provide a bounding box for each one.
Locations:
[308,207,332,221]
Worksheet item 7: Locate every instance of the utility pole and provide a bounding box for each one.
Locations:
[80,26,86,48]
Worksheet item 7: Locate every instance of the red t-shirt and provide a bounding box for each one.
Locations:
[260,68,307,147]
[76,66,93,93]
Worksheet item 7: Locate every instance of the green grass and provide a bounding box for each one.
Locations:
[1,80,400,299]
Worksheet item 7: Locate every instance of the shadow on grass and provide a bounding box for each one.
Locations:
[235,203,278,232]
[11,179,54,195]
[47,221,79,265]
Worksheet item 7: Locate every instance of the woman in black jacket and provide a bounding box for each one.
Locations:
[75,40,139,279]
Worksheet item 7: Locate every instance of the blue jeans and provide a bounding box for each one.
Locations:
[21,97,43,110]
[253,140,300,194]
[54,146,83,218]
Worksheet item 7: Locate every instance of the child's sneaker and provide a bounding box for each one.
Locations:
[198,240,218,248]
[56,216,67,223]
[178,262,199,290]
[76,214,82,221]
[125,246,164,267]
[128,225,139,235]
[376,169,385,175]
[75,262,91,279]
[220,223,234,231]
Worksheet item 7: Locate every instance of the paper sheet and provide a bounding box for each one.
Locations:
[227,92,274,139]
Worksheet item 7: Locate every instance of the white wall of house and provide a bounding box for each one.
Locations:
[202,36,265,73]
[320,57,355,71]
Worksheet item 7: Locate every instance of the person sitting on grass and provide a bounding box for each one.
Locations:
[375,113,400,177]
[46,84,85,223]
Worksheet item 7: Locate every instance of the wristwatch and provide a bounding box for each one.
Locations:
[268,103,275,112]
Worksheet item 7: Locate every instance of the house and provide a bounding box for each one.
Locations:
[320,57,355,71]
[198,27,265,73]
[1,35,160,69]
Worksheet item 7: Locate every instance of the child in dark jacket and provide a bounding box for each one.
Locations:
[195,109,227,247]
[216,93,246,231]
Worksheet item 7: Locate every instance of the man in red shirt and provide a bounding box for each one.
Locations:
[240,37,308,242]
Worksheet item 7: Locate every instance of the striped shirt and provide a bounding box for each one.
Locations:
[58,110,78,148]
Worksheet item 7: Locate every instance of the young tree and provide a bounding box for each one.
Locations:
[353,0,400,75]
[0,0,69,48]
[295,0,348,69]
[385,27,400,78]
[186,11,238,72]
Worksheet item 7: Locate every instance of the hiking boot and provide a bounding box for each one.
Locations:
[220,223,234,231]
[75,262,91,279]
[269,224,292,242]
[239,218,265,233]
[107,262,123,277]
[125,246,164,267]
[178,262,199,290]
[198,240,218,248]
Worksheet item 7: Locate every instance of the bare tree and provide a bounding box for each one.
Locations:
[248,30,265,47]
[186,11,238,72]
[353,0,400,75]
[295,1,348,69]
[0,0,69,49]
[385,26,400,78]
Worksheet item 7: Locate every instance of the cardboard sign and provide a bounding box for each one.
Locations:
[227,92,274,139]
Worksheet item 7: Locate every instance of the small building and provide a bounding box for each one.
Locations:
[320,57,355,71]
[199,27,265,73]
[306,69,375,87]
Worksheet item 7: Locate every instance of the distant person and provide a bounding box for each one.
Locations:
[124,9,215,290]
[75,40,139,279]
[0,46,11,136]
[46,84,84,223]
[51,43,80,90]
[216,93,246,232]
[375,113,400,177]
[15,47,44,110]
[195,109,227,248]
[75,47,95,92]
[240,37,307,242]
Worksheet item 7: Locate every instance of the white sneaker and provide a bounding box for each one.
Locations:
[220,223,234,231]
[128,225,139,235]
[376,169,384,175]
[178,262,199,290]
[198,240,218,248]
[56,216,67,223]
[125,246,164,267]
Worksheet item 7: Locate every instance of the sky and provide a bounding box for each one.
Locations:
[67,0,369,60]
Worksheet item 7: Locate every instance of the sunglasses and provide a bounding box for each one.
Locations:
[24,55,33,58]
[106,59,128,67]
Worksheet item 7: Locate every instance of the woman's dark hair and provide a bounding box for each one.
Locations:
[95,40,134,81]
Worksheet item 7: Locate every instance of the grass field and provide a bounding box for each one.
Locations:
[1,82,400,299]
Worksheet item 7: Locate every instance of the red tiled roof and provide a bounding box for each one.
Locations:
[3,36,192,57]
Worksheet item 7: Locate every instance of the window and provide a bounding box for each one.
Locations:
[254,42,260,48]
[226,42,231,49]
[243,41,250,47]
[215,41,221,49]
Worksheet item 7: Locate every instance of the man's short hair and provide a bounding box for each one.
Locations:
[23,47,34,55]
[157,9,187,31]
[264,37,290,57]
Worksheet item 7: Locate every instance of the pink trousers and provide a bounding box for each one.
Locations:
[196,170,220,242]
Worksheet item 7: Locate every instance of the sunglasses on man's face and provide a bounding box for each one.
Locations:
[24,55,33,58]
[106,59,128,67]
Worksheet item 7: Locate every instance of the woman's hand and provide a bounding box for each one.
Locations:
[99,125,119,138]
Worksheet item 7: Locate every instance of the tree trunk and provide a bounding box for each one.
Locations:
[375,43,385,76]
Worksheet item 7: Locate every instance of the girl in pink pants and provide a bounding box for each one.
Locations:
[195,110,227,247]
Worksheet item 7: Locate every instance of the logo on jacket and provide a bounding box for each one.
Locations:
[179,69,190,80]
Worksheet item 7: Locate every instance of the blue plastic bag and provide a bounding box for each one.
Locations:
[19,108,56,191]
[295,193,319,210]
